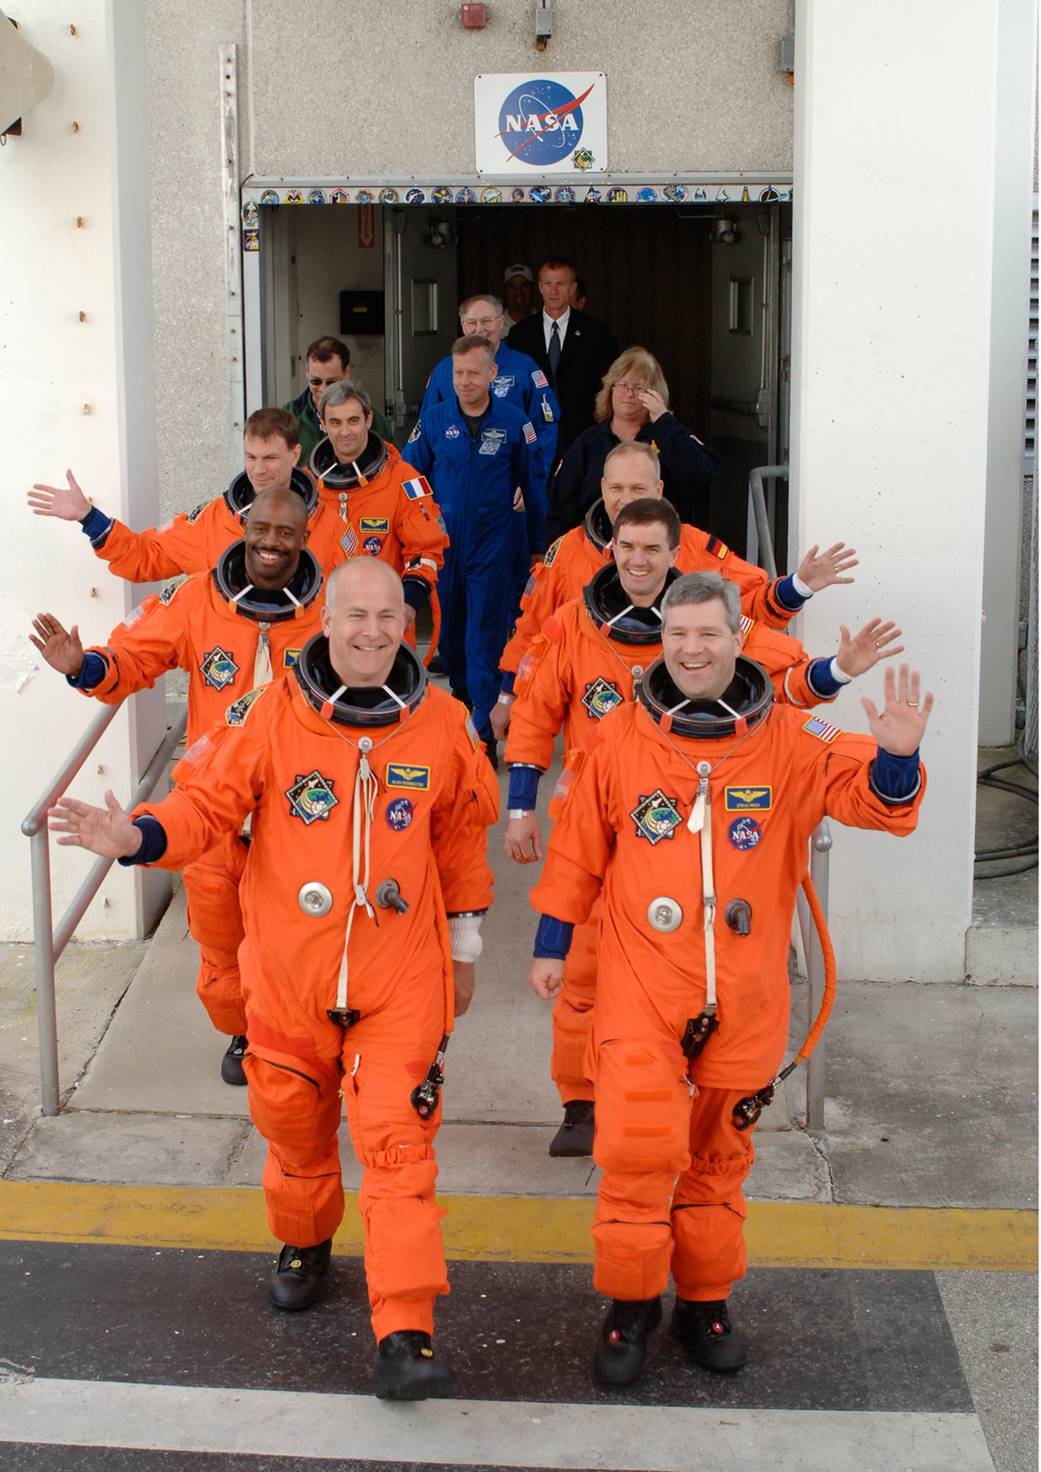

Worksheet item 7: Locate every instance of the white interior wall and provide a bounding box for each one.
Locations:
[0,1,166,941]
[285,207,387,414]
[790,0,1023,982]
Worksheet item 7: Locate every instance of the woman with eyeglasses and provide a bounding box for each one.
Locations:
[545,345,721,543]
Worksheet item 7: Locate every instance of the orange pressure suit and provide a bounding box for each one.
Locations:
[508,567,844,1105]
[83,468,350,582]
[499,499,797,684]
[75,542,324,1035]
[132,642,498,1341]
[530,657,925,1304]
[309,431,448,659]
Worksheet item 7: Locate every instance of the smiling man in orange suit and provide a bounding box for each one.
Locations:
[492,442,859,741]
[525,570,929,1387]
[30,488,324,1087]
[50,558,499,1403]
[28,408,356,581]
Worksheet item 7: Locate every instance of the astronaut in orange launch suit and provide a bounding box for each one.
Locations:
[50,557,499,1403]
[30,488,325,1086]
[525,569,929,1385]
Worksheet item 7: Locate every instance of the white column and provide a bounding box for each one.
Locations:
[0,1,167,941]
[789,0,1023,982]
[978,0,1037,744]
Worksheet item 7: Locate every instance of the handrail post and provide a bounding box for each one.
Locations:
[805,821,833,1132]
[29,827,60,1117]
[746,464,788,579]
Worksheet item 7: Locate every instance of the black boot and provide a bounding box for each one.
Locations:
[221,1035,248,1086]
[267,1239,332,1311]
[593,1296,662,1386]
[671,1297,746,1373]
[375,1331,457,1401]
[548,1099,594,1157]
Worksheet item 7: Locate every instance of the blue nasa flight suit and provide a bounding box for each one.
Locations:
[402,396,545,743]
[421,345,560,611]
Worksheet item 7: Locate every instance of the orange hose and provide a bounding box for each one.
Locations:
[794,872,837,1064]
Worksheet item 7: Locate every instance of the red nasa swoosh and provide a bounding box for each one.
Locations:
[496,83,596,161]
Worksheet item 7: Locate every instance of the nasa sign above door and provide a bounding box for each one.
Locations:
[474,73,607,175]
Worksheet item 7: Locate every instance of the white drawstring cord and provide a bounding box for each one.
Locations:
[333,736,378,1012]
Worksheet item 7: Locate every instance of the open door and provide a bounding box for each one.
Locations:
[384,207,459,440]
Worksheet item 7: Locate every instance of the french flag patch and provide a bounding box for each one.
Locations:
[532,369,549,388]
[523,421,537,444]
[403,476,432,500]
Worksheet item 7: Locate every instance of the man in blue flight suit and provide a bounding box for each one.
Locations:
[403,335,545,765]
[420,292,560,617]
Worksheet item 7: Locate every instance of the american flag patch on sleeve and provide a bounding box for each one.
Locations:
[403,476,432,500]
[341,522,359,556]
[803,715,842,744]
[523,421,537,444]
[532,369,548,388]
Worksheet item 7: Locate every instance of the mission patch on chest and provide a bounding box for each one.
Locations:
[630,789,683,844]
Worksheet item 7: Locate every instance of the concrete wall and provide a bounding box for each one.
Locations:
[145,0,793,514]
[789,0,1033,982]
[0,0,166,941]
[145,0,247,520]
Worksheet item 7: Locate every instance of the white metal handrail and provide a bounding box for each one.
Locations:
[21,703,187,1117]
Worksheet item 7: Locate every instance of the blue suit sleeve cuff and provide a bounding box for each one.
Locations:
[806,657,843,698]
[534,914,573,959]
[500,671,517,695]
[117,815,167,866]
[507,764,541,809]
[869,748,922,804]
[774,575,810,612]
[402,576,429,613]
[66,652,107,691]
[80,506,113,545]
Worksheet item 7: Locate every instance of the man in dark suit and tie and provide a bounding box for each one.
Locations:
[507,258,618,466]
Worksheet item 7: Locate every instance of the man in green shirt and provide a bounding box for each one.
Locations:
[285,335,394,459]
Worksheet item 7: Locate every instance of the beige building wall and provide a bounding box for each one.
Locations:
[144,0,794,517]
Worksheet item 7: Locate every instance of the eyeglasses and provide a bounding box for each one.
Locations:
[460,316,501,329]
[615,381,647,395]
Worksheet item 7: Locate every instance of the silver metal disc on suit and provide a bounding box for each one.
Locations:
[298,881,333,917]
[647,896,683,932]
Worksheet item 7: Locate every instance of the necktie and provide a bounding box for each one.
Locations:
[548,319,561,386]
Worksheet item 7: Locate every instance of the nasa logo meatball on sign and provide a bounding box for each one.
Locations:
[474,73,607,175]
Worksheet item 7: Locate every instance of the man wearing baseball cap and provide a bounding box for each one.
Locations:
[503,264,535,326]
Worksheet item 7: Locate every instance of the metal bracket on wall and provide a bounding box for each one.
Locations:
[221,44,245,472]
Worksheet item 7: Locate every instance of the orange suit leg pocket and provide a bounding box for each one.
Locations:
[183,835,249,1035]
[244,1046,345,1249]
[670,1085,757,1302]
[591,1038,693,1301]
[550,911,599,1104]
[342,1048,449,1341]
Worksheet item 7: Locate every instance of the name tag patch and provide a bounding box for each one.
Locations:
[360,517,390,533]
[724,785,772,812]
[386,763,430,791]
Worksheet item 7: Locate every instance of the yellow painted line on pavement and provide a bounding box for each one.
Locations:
[0,1181,1035,1272]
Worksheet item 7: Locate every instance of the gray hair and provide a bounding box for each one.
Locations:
[318,378,372,417]
[459,293,504,319]
[661,572,742,634]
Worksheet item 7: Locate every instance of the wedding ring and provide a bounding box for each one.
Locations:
[907,701,919,707]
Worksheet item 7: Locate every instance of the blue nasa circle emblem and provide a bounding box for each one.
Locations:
[728,816,762,851]
[386,797,414,831]
[363,535,383,555]
[498,78,585,167]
